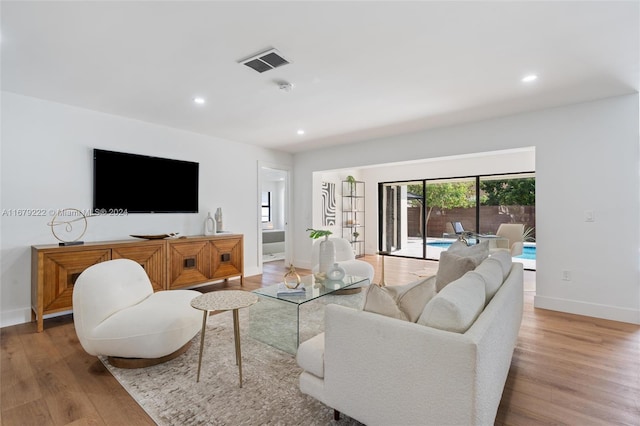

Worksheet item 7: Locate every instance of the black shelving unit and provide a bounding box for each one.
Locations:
[342,180,365,258]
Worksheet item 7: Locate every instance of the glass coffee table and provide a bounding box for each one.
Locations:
[249,274,369,354]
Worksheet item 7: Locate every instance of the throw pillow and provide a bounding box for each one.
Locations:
[489,250,512,279]
[447,239,490,264]
[417,272,486,333]
[362,277,437,322]
[435,251,478,292]
[469,258,503,303]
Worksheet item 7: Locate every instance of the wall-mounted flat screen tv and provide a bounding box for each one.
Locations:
[93,149,199,213]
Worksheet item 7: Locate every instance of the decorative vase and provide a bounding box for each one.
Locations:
[214,207,223,232]
[323,279,344,290]
[283,264,301,289]
[326,262,345,281]
[204,212,216,235]
[318,236,336,275]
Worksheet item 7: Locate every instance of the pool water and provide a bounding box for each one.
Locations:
[516,246,536,260]
[426,241,536,260]
[427,241,454,248]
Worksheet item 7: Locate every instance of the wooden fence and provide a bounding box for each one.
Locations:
[407,206,535,240]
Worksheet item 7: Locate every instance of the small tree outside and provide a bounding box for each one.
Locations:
[407,181,476,235]
[480,178,535,206]
[480,177,535,240]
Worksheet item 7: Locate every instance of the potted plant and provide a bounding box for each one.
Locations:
[346,175,356,196]
[306,228,333,239]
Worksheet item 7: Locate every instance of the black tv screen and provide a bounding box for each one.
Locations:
[93,149,199,213]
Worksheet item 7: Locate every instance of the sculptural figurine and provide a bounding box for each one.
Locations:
[214,207,223,232]
[204,212,216,236]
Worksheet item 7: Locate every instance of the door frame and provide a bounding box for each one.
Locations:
[257,161,292,271]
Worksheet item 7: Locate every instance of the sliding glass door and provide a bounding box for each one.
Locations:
[379,178,476,259]
[379,172,535,268]
[379,181,423,256]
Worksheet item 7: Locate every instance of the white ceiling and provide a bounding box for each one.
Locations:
[2,1,638,153]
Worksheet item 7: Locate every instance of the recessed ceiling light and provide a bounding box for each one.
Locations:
[297,129,305,135]
[193,97,206,105]
[521,74,538,83]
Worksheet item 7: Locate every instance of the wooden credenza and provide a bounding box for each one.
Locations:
[31,234,243,332]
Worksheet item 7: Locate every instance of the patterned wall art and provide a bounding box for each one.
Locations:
[321,182,336,226]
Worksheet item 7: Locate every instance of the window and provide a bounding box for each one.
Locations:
[261,191,271,222]
[479,173,535,238]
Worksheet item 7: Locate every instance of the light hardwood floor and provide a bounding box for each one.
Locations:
[1,256,638,425]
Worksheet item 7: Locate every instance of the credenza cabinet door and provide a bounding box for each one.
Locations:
[40,249,110,312]
[111,241,166,292]
[31,247,110,332]
[209,237,243,280]
[167,240,210,290]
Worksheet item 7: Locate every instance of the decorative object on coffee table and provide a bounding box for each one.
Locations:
[327,263,346,281]
[190,290,258,386]
[283,264,301,288]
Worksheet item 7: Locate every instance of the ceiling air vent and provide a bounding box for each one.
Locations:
[240,48,290,73]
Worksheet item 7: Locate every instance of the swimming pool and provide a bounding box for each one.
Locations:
[516,246,536,260]
[426,241,536,260]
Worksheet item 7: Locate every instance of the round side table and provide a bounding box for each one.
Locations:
[190,290,258,386]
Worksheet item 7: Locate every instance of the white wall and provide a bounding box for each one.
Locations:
[294,94,640,324]
[0,92,292,327]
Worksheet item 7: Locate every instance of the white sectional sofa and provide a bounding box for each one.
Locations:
[296,249,523,425]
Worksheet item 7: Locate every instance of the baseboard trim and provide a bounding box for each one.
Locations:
[534,295,640,325]
[1,307,33,329]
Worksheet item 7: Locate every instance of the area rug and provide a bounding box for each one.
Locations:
[100,293,365,426]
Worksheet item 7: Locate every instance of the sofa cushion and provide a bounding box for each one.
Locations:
[296,332,325,378]
[469,258,504,302]
[418,272,486,333]
[435,251,478,292]
[362,277,437,322]
[489,250,512,279]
